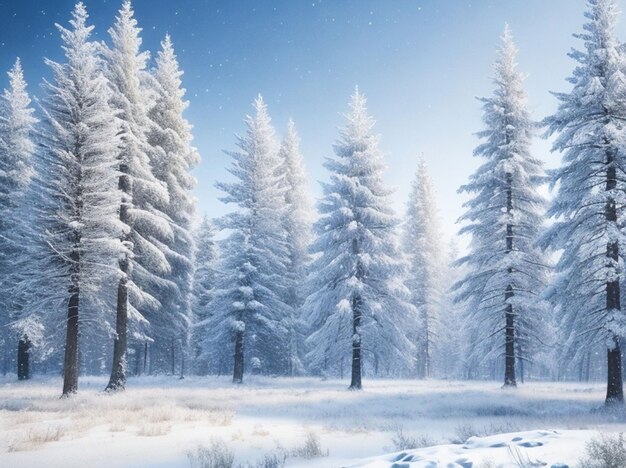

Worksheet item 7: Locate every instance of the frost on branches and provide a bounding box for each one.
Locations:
[541,0,626,405]
[190,215,218,375]
[455,26,548,388]
[145,34,199,378]
[277,120,313,376]
[38,2,126,395]
[104,0,172,391]
[402,159,445,379]
[304,89,414,389]
[0,59,37,379]
[207,96,291,383]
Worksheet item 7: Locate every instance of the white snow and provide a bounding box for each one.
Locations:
[350,430,595,468]
[1,377,625,467]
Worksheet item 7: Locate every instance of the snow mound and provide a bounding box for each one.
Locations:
[348,429,596,468]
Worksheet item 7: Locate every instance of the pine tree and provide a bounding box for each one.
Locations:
[402,159,444,379]
[304,89,414,389]
[104,0,171,391]
[277,120,312,376]
[0,58,37,379]
[207,95,291,383]
[540,0,626,405]
[38,2,125,396]
[455,26,548,388]
[146,35,199,378]
[191,215,217,374]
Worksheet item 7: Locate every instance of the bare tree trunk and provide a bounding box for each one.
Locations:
[3,339,9,376]
[233,329,244,384]
[143,342,148,375]
[349,294,362,390]
[134,345,141,376]
[17,336,31,380]
[503,172,517,388]
[179,338,185,380]
[62,279,80,396]
[350,238,363,390]
[605,149,624,406]
[106,273,128,391]
[106,166,131,393]
[170,338,176,375]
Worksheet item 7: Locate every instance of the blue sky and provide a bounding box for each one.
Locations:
[0,0,619,242]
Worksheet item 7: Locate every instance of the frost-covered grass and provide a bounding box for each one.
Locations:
[0,376,625,466]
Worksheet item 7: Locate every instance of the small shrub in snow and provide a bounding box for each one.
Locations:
[507,444,547,467]
[291,431,327,459]
[7,426,65,452]
[453,421,522,444]
[577,432,626,468]
[251,451,287,468]
[386,425,435,451]
[187,439,235,468]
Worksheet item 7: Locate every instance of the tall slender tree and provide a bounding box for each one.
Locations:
[402,159,444,379]
[455,26,548,388]
[0,59,37,380]
[206,96,290,383]
[541,0,626,405]
[304,89,414,389]
[191,215,217,374]
[146,34,199,377]
[38,2,125,396]
[278,120,312,376]
[104,0,171,391]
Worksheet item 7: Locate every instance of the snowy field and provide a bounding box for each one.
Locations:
[0,377,625,467]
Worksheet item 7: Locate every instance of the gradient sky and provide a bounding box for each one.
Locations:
[0,0,620,245]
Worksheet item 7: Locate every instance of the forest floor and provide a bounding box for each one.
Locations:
[0,376,625,467]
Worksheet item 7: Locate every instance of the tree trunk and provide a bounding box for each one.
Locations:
[170,338,176,375]
[134,345,141,376]
[143,342,148,375]
[233,329,244,384]
[105,274,128,392]
[423,309,430,379]
[503,171,517,388]
[179,338,185,380]
[17,336,31,380]
[107,163,131,392]
[3,339,10,376]
[62,282,80,396]
[607,337,623,405]
[605,150,624,406]
[349,295,362,390]
[350,238,363,390]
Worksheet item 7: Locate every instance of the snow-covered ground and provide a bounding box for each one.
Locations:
[0,376,624,467]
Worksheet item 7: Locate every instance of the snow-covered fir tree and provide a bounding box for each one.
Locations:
[540,0,626,405]
[277,120,312,376]
[104,0,171,391]
[146,34,199,378]
[0,59,37,379]
[455,26,548,388]
[402,158,444,379]
[38,2,125,395]
[190,215,218,374]
[434,240,466,380]
[304,89,414,389]
[206,95,291,383]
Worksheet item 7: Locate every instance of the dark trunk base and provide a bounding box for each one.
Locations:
[62,289,80,397]
[233,329,244,384]
[106,278,129,393]
[605,337,624,406]
[17,337,31,380]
